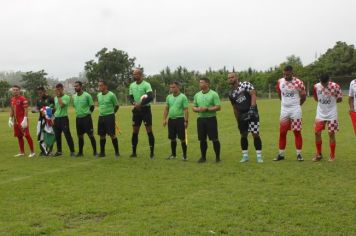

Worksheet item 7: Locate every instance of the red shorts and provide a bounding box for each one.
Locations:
[314,119,339,133]
[13,123,30,137]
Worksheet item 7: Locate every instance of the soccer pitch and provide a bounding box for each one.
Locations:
[0,99,355,235]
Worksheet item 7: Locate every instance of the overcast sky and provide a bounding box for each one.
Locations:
[1,0,355,79]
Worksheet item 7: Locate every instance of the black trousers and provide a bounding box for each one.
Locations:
[54,116,75,153]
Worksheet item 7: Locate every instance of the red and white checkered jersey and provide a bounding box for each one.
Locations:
[313,82,342,120]
[276,77,305,108]
[349,79,356,110]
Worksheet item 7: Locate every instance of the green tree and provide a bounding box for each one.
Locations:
[21,70,48,102]
[84,48,136,96]
[0,80,11,108]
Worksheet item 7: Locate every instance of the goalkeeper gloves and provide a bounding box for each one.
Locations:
[248,106,259,119]
[8,117,14,128]
[21,117,28,129]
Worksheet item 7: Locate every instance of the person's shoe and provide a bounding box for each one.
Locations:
[14,153,25,157]
[150,153,154,160]
[273,155,285,161]
[256,156,264,163]
[166,155,176,160]
[312,154,323,162]
[98,153,106,158]
[93,152,98,157]
[28,152,36,158]
[197,157,206,163]
[182,156,188,161]
[130,153,137,158]
[215,158,221,163]
[328,156,335,162]
[75,153,84,157]
[297,154,304,161]
[54,152,62,157]
[70,152,76,157]
[39,152,45,157]
[240,155,249,163]
[115,153,120,160]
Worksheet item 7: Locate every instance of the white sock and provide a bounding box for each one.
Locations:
[242,150,248,157]
[279,149,285,156]
[256,150,262,158]
[296,149,302,155]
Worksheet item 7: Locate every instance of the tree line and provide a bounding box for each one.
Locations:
[1,41,356,107]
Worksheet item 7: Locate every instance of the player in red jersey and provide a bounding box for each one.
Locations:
[8,85,35,157]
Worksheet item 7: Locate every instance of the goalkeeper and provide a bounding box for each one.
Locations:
[228,72,263,163]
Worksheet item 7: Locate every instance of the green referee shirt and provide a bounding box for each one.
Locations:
[54,94,71,117]
[166,93,189,119]
[73,91,94,118]
[193,89,221,118]
[97,91,118,116]
[129,80,153,106]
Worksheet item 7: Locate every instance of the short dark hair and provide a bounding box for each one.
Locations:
[170,81,180,86]
[98,80,107,86]
[319,74,330,81]
[200,77,210,83]
[56,83,64,89]
[75,81,82,86]
[37,86,45,91]
[284,65,293,72]
[12,85,21,89]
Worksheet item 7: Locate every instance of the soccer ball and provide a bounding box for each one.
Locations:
[140,94,148,102]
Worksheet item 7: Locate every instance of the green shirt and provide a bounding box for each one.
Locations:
[193,89,221,118]
[129,80,153,106]
[54,94,71,117]
[97,91,118,116]
[166,93,189,119]
[73,91,94,118]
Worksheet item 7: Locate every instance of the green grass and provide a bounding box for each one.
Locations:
[0,98,355,235]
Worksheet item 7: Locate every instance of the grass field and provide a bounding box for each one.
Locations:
[0,98,355,235]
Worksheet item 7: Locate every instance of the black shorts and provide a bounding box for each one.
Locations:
[76,115,94,136]
[132,106,152,127]
[168,117,185,140]
[98,114,116,136]
[54,116,71,135]
[238,111,260,134]
[197,117,218,141]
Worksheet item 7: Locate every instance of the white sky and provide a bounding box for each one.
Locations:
[1,0,355,79]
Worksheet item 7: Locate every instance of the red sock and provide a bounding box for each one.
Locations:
[293,131,303,150]
[18,137,25,153]
[279,131,287,150]
[316,140,322,155]
[25,135,34,152]
[330,141,336,158]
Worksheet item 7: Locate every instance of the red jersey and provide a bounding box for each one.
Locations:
[11,95,28,123]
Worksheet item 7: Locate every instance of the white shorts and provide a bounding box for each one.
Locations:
[280,106,302,121]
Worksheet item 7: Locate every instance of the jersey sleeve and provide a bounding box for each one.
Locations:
[129,84,133,95]
[145,82,153,93]
[298,79,306,91]
[62,95,70,105]
[242,82,255,92]
[111,93,118,106]
[22,97,29,109]
[165,95,169,106]
[313,85,318,101]
[193,94,198,107]
[213,92,221,106]
[276,80,281,95]
[87,93,94,106]
[335,83,343,99]
[349,81,355,97]
[182,95,189,108]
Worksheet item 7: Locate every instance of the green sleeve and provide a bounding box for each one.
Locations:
[145,82,153,93]
[62,95,70,105]
[111,93,118,106]
[213,92,221,106]
[193,94,198,107]
[129,84,133,95]
[87,93,94,106]
[166,95,169,105]
[183,95,189,108]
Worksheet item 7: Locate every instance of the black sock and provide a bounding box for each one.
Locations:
[148,132,155,155]
[78,136,84,154]
[89,135,97,154]
[111,137,119,155]
[131,133,138,154]
[171,140,177,156]
[241,136,248,150]
[200,141,207,159]
[254,136,262,150]
[181,141,187,157]
[100,138,106,154]
[213,140,221,160]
